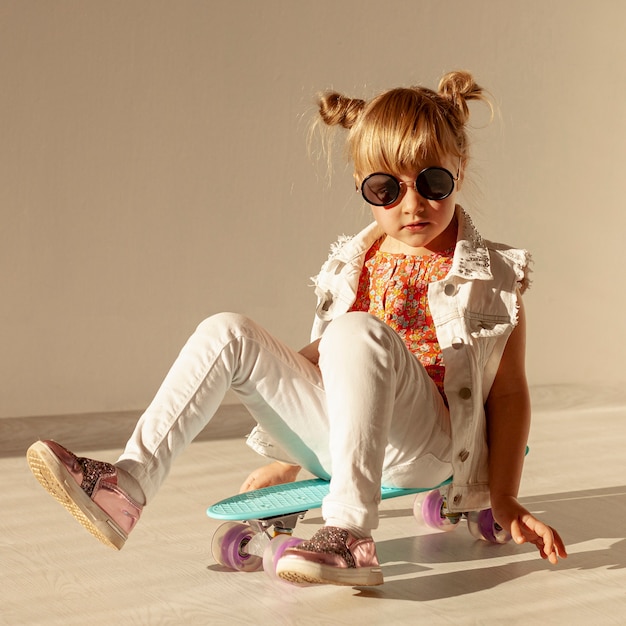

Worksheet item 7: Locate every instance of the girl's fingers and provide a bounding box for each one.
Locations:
[538,524,555,559]
[502,508,567,564]
[510,517,526,545]
[552,527,568,558]
[520,515,567,563]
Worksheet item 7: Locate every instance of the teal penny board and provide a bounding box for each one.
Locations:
[207,477,452,521]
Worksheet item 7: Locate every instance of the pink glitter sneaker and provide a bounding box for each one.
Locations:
[276,526,383,586]
[27,440,142,550]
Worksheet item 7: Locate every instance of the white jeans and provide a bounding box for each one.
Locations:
[117,311,452,533]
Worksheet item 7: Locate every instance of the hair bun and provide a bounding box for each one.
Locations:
[318,91,366,129]
[438,71,485,124]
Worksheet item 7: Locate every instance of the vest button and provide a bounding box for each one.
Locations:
[459,387,472,400]
[451,337,465,349]
[444,283,456,296]
[459,449,470,462]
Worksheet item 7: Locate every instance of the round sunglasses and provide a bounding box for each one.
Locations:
[360,166,458,207]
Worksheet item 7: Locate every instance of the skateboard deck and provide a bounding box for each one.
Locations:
[207,477,452,522]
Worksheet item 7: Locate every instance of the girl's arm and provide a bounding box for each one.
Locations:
[485,296,567,564]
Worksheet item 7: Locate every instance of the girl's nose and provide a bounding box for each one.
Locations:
[401,186,426,214]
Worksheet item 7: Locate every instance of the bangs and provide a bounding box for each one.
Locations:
[349,88,463,179]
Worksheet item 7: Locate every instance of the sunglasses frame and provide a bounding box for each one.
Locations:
[360,162,460,207]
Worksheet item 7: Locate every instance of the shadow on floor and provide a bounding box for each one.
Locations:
[358,485,626,601]
[0,404,255,457]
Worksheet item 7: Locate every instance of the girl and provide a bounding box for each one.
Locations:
[27,70,567,587]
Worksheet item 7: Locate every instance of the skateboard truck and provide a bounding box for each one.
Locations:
[247,511,307,537]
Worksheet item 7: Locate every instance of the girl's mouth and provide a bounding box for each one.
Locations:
[404,221,428,230]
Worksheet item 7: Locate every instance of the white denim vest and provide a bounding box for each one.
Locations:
[309,206,531,512]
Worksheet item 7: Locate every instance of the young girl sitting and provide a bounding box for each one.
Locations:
[27,70,567,587]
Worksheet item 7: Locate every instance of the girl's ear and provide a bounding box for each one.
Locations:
[456,158,467,192]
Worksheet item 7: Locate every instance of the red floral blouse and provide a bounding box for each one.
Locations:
[349,237,455,397]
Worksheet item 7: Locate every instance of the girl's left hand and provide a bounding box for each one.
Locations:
[239,461,301,493]
[491,495,568,564]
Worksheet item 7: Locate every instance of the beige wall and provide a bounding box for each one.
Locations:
[1,0,625,418]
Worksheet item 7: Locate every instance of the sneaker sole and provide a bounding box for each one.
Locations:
[26,441,126,550]
[276,559,384,587]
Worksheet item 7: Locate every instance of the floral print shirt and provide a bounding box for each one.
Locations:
[349,237,455,397]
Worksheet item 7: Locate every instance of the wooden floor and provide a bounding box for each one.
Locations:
[2,385,626,625]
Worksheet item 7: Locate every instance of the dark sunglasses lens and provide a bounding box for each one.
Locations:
[362,174,400,206]
[416,168,454,200]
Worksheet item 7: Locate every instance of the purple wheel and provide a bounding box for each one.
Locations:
[467,509,511,544]
[262,534,303,581]
[417,489,461,532]
[211,522,263,572]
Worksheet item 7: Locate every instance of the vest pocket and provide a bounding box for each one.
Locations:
[465,311,512,338]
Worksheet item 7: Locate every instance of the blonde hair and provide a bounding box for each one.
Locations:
[317,71,491,181]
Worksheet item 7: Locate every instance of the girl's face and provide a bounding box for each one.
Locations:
[363,156,463,256]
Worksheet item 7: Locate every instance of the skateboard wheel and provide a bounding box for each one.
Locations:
[467,509,511,544]
[417,489,461,532]
[211,522,263,572]
[262,535,303,581]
